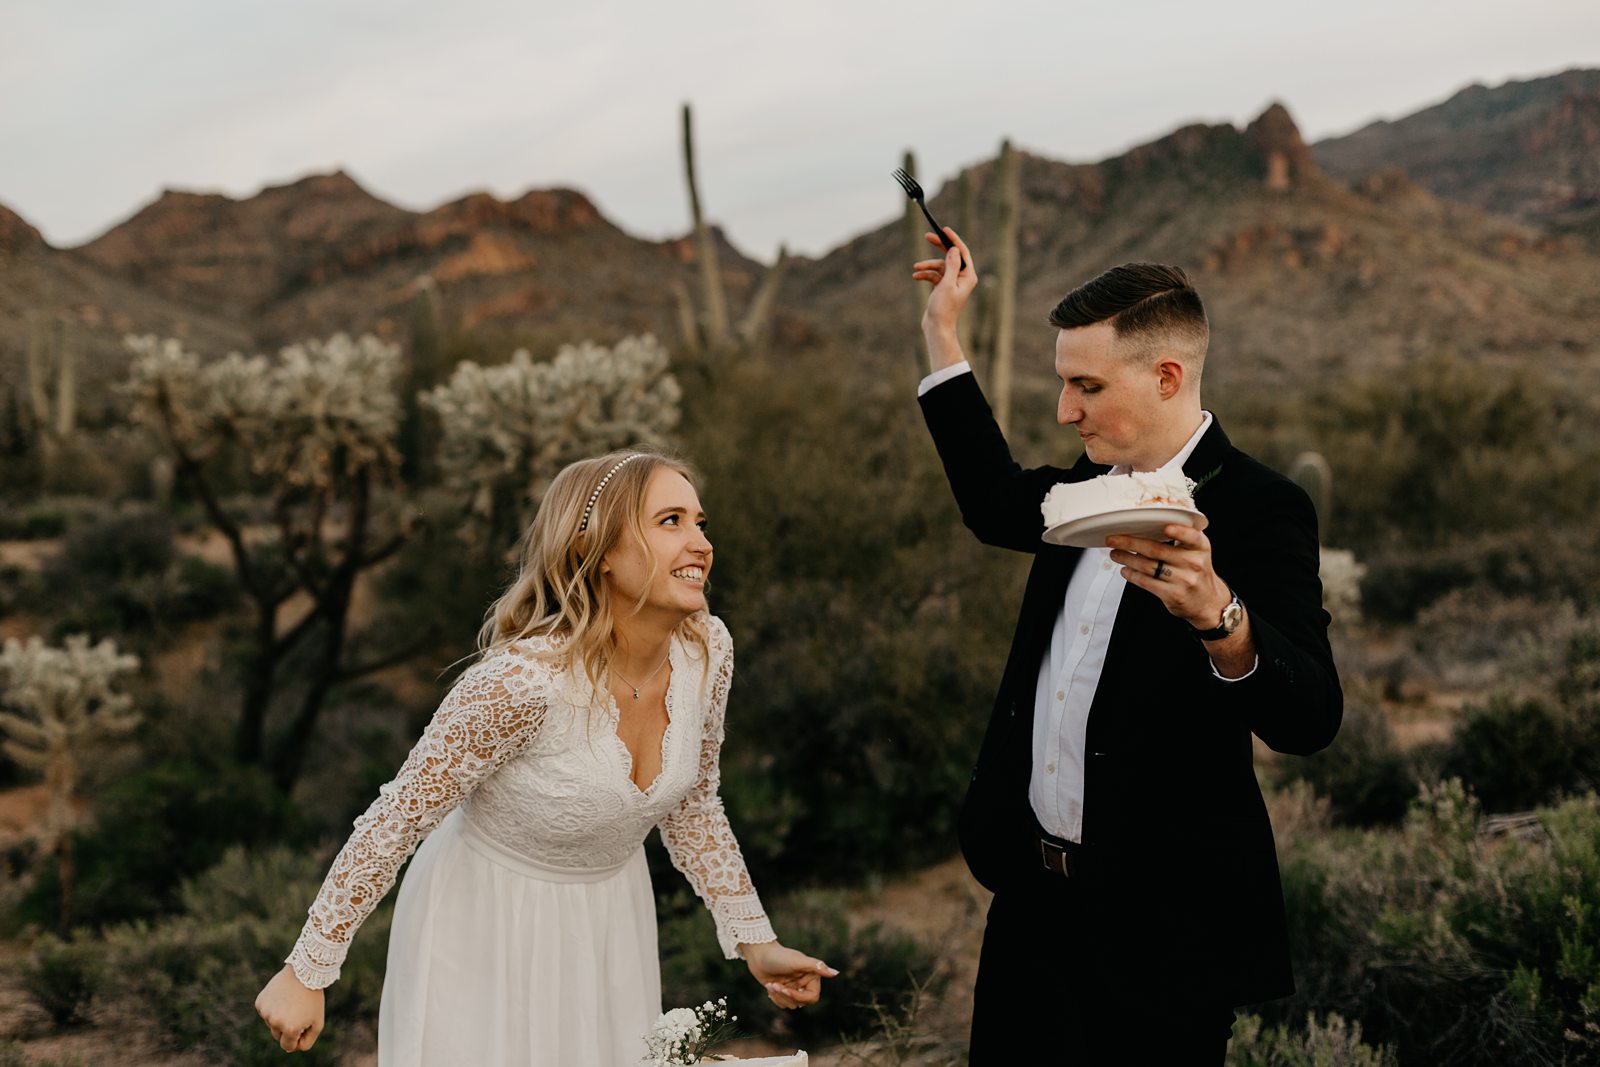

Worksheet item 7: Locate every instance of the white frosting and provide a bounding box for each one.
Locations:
[702,1054,807,1066]
[1041,470,1197,528]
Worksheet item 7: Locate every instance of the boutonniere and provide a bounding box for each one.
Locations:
[1190,463,1224,494]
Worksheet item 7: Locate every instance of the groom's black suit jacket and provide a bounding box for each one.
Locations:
[920,372,1342,1006]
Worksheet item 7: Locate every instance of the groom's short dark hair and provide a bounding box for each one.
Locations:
[1048,263,1208,363]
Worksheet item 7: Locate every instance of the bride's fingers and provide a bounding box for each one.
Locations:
[765,981,800,1009]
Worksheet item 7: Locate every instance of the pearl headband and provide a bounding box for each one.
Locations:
[579,454,645,532]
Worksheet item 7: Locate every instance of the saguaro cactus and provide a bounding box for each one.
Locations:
[990,139,1021,437]
[677,103,784,357]
[738,245,789,347]
[682,102,730,352]
[904,149,926,347]
[0,634,141,929]
[22,314,76,454]
[1289,451,1333,530]
[955,168,978,360]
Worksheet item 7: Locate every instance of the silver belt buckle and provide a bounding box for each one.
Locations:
[1039,838,1071,878]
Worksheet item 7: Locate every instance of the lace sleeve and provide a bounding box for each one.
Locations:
[284,647,552,988]
[658,618,777,959]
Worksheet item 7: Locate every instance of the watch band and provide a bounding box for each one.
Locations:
[1192,589,1243,641]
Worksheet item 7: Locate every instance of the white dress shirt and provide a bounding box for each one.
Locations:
[918,361,1254,843]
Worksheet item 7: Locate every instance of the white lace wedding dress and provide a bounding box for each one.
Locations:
[284,615,777,1066]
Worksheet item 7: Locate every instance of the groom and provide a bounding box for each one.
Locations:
[911,230,1342,1064]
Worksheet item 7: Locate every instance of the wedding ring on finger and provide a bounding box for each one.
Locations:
[1152,561,1167,581]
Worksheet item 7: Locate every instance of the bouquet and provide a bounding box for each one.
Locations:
[641,997,740,1065]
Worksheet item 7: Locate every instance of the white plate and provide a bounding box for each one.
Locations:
[1042,505,1206,548]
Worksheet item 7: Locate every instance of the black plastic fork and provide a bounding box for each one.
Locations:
[892,168,966,268]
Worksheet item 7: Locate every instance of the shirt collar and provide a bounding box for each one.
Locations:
[1110,410,1212,477]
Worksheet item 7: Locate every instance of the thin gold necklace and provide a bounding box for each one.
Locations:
[611,653,670,700]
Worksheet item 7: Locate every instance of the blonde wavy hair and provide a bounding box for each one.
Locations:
[477,447,711,697]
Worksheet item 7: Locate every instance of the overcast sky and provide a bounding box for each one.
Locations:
[3,0,1595,259]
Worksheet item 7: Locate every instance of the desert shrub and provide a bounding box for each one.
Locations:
[1228,356,1600,620]
[1277,701,1419,827]
[680,353,1019,883]
[1435,629,1600,813]
[0,495,113,540]
[1226,1012,1397,1067]
[19,933,104,1028]
[771,891,948,1047]
[655,882,945,1050]
[28,505,235,639]
[18,755,305,930]
[0,1042,84,1067]
[97,845,390,1066]
[1359,525,1600,624]
[1442,697,1582,813]
[1270,781,1600,1066]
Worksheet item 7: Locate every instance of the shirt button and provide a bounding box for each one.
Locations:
[1046,763,1056,774]
[1102,560,1112,570]
[1056,690,1065,701]
[1079,623,1090,635]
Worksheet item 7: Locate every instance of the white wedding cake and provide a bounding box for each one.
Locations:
[701,1054,807,1066]
[1041,470,1196,529]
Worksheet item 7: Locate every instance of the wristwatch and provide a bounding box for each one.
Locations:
[1191,588,1245,641]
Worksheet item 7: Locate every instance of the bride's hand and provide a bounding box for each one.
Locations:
[255,963,325,1052]
[740,941,839,1010]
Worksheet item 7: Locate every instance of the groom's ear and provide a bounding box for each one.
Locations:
[1156,356,1185,398]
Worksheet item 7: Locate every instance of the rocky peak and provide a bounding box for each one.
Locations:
[1246,103,1317,191]
[0,202,45,254]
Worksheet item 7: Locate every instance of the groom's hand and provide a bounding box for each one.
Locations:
[911,228,978,372]
[739,941,840,1010]
[1107,522,1230,629]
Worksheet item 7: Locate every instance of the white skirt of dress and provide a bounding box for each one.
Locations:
[378,807,660,1067]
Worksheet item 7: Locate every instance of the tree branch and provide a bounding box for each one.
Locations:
[335,625,440,682]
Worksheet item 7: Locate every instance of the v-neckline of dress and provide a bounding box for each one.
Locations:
[605,632,683,799]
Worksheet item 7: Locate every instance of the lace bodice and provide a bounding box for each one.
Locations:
[285,615,776,989]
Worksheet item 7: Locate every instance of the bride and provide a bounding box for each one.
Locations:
[255,449,836,1063]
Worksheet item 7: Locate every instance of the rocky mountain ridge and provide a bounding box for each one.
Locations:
[2,73,1597,417]
[1313,67,1600,246]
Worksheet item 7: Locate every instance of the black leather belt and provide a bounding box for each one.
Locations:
[1037,827,1082,878]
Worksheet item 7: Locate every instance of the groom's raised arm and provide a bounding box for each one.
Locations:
[913,229,1062,554]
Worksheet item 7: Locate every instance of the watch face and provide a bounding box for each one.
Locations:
[1222,599,1245,632]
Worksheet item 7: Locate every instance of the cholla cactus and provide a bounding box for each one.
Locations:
[0,635,140,925]
[125,333,402,488]
[1319,547,1367,626]
[422,334,681,538]
[121,333,412,786]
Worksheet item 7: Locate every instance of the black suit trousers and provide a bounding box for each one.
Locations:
[969,862,1236,1066]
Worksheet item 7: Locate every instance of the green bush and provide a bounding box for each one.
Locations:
[1436,630,1600,813]
[20,934,104,1028]
[1226,1012,1397,1067]
[28,505,235,639]
[1277,701,1420,827]
[1443,697,1581,812]
[1227,356,1600,620]
[771,891,948,1047]
[18,756,306,930]
[0,496,107,540]
[655,882,946,1050]
[97,845,390,1066]
[1270,781,1600,1066]
[680,353,1019,882]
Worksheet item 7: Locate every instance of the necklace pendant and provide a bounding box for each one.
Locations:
[632,687,640,700]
